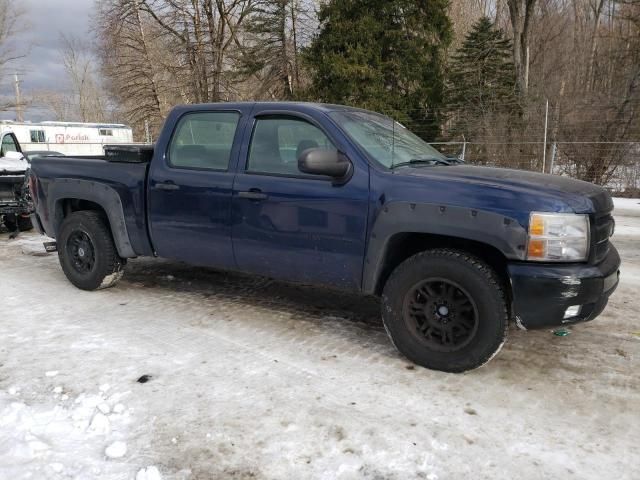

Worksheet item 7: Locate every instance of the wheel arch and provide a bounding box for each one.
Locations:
[49,179,136,258]
[363,202,528,296]
[370,232,511,296]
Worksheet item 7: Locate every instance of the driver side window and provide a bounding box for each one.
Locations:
[247,117,335,176]
[1,134,19,157]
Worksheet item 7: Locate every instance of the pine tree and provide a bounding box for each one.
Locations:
[447,17,517,122]
[238,0,305,100]
[304,0,452,140]
[445,17,519,162]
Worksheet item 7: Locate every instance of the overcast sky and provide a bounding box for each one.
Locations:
[0,0,95,120]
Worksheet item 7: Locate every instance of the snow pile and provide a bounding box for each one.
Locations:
[2,233,55,256]
[136,466,162,480]
[0,155,28,173]
[613,197,640,219]
[0,384,138,479]
[105,441,127,459]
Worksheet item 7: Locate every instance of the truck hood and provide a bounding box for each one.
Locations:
[395,165,612,214]
[0,156,28,174]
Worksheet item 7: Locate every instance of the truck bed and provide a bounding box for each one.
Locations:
[29,156,153,256]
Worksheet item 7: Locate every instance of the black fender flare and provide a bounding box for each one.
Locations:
[48,178,136,258]
[362,202,528,294]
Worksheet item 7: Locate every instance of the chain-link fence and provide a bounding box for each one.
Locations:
[394,98,640,194]
[428,140,640,194]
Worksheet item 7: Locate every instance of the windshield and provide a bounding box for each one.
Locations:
[328,110,447,169]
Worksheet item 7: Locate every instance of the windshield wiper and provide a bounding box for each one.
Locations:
[391,157,452,169]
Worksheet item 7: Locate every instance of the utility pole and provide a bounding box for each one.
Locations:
[461,135,467,162]
[549,142,557,175]
[542,98,549,173]
[144,119,152,143]
[14,74,24,122]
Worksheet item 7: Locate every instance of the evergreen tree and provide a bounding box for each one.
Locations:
[304,0,452,140]
[446,17,517,124]
[238,0,305,100]
[444,17,519,163]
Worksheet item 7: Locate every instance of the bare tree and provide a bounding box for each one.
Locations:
[237,0,314,99]
[97,0,169,136]
[60,34,110,122]
[31,90,75,121]
[449,0,498,49]
[507,0,537,95]
[96,0,261,137]
[0,1,26,113]
[136,0,256,102]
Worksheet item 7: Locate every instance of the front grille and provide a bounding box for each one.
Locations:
[0,183,17,202]
[592,212,613,263]
[0,175,24,205]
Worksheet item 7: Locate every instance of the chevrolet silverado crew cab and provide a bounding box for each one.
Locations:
[28,102,620,372]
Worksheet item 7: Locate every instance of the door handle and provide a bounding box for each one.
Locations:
[155,181,180,191]
[237,189,268,201]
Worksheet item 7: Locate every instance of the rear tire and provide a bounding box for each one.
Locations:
[57,211,125,291]
[381,249,508,373]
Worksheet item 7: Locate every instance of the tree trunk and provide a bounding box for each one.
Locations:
[507,0,537,95]
[134,1,163,117]
[586,0,606,91]
[290,0,300,91]
[279,1,292,98]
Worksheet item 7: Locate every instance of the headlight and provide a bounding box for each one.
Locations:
[527,213,590,262]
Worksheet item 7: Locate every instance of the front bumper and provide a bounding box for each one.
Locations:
[1,202,30,216]
[508,245,620,329]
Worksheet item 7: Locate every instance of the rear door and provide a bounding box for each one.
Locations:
[231,108,370,290]
[147,107,248,268]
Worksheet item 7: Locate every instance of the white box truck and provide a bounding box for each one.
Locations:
[0,121,134,156]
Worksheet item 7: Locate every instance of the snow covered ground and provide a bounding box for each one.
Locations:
[1,199,639,480]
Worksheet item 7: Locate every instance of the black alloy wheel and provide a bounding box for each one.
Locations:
[403,278,479,352]
[381,249,508,373]
[57,211,125,290]
[67,230,96,274]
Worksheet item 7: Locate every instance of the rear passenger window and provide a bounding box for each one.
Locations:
[169,112,240,170]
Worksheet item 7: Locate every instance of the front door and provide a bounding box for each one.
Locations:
[232,112,370,290]
[147,109,244,268]
[1,133,21,157]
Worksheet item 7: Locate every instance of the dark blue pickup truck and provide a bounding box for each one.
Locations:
[29,102,620,372]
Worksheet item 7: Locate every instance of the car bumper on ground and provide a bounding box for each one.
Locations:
[508,245,621,329]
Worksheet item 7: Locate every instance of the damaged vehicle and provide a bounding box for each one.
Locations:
[28,102,620,373]
[0,131,32,236]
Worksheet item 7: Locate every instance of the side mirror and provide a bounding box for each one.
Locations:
[298,148,352,181]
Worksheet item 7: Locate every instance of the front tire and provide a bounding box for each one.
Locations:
[381,249,508,373]
[57,211,125,291]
